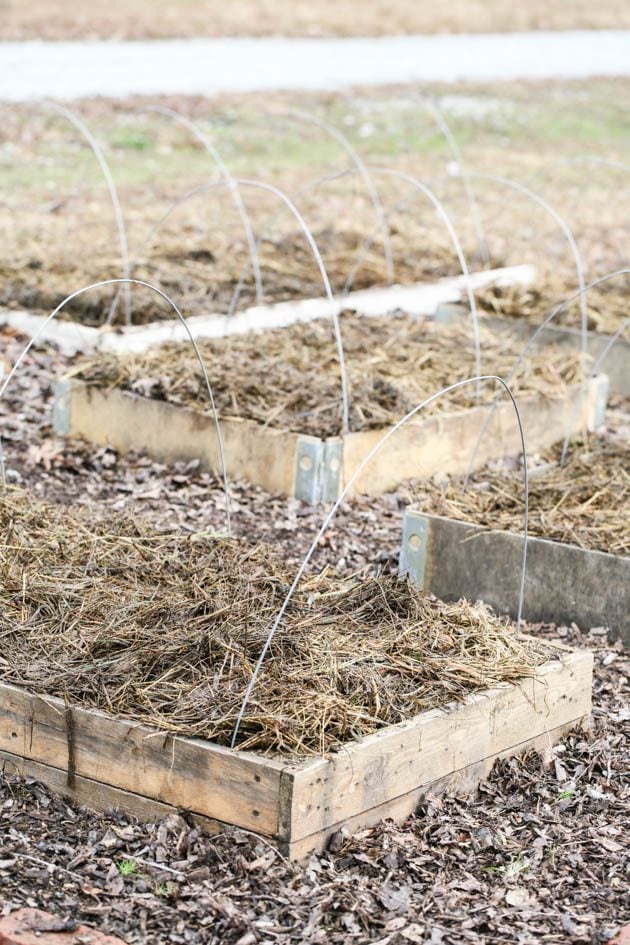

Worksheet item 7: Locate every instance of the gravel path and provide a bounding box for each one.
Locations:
[1,31,630,102]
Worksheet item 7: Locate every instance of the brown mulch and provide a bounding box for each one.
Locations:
[0,624,627,944]
[72,313,583,437]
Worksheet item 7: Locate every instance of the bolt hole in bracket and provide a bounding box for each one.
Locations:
[294,437,343,503]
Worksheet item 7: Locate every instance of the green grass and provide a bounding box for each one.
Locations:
[1,79,628,196]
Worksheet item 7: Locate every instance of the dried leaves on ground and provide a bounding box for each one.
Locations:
[0,326,407,573]
[0,330,628,942]
[73,313,583,437]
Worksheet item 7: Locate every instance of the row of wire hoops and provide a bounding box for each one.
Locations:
[2,102,628,746]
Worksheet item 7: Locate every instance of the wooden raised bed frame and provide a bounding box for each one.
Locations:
[52,376,608,503]
[0,645,592,860]
[400,510,629,646]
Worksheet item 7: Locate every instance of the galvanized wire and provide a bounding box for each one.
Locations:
[126,176,350,435]
[46,103,132,325]
[231,374,529,749]
[468,172,588,376]
[414,96,490,265]
[463,268,630,488]
[0,278,232,536]
[559,311,629,465]
[270,107,394,284]
[146,105,263,306]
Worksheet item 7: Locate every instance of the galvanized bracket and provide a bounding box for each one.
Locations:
[52,378,72,436]
[433,302,466,325]
[593,373,610,428]
[399,509,429,588]
[294,438,324,504]
[294,436,344,504]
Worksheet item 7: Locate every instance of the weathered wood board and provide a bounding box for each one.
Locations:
[0,645,592,859]
[52,375,608,503]
[400,510,629,646]
[436,302,629,396]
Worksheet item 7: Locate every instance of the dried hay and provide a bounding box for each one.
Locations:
[0,225,469,326]
[409,431,630,556]
[0,491,552,755]
[474,279,628,335]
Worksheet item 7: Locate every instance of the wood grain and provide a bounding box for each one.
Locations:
[285,648,592,841]
[62,380,302,497]
[404,510,630,646]
[341,379,604,496]
[0,682,284,836]
[0,749,224,834]
[282,716,588,859]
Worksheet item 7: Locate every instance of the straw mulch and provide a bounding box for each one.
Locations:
[410,432,630,556]
[0,491,553,756]
[0,225,468,327]
[73,312,583,437]
[474,279,629,335]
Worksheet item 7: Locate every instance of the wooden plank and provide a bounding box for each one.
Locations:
[0,750,225,834]
[0,650,591,857]
[283,716,587,860]
[0,681,285,837]
[0,308,101,356]
[342,378,605,497]
[401,510,629,645]
[59,380,302,498]
[284,648,592,842]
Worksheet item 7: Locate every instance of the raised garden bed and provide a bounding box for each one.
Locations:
[0,265,533,356]
[400,432,630,645]
[0,492,592,859]
[52,312,608,501]
[436,283,630,396]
